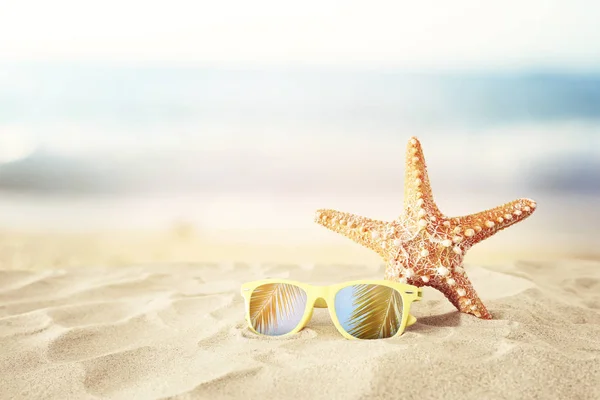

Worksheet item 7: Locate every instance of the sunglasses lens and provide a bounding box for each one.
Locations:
[334,284,404,339]
[249,283,308,336]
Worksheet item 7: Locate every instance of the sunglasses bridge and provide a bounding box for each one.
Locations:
[314,297,328,308]
[304,285,337,309]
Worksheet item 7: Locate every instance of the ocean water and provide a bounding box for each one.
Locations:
[0,63,599,252]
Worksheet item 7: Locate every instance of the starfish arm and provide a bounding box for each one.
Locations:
[315,209,393,260]
[403,137,442,220]
[385,262,493,319]
[453,198,537,247]
[438,271,493,319]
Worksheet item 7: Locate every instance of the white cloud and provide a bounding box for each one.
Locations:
[0,0,599,69]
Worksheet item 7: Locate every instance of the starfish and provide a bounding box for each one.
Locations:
[314,136,537,319]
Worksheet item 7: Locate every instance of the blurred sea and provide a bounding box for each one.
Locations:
[0,63,599,256]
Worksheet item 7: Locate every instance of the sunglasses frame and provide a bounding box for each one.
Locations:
[241,278,423,340]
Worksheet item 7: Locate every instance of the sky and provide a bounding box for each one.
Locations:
[1,0,599,70]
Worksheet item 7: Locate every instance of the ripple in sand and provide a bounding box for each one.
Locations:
[0,270,59,292]
[46,315,165,363]
[44,301,142,328]
[160,367,263,400]
[0,311,54,337]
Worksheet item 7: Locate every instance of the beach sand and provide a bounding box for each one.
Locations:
[1,253,599,400]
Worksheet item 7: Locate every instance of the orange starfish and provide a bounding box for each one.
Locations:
[315,136,537,319]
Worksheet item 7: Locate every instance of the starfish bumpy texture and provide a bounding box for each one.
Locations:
[315,136,537,319]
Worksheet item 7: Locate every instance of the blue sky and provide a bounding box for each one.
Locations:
[1,0,599,71]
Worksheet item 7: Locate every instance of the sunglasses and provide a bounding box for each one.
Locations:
[240,279,423,340]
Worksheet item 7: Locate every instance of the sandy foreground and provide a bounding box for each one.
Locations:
[1,257,599,400]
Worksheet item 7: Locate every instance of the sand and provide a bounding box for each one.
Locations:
[1,258,599,400]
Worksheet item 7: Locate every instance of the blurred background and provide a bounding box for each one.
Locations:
[0,0,599,269]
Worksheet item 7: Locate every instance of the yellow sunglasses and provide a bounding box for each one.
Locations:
[240,279,423,340]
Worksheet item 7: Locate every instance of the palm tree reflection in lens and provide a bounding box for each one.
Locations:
[249,283,307,336]
[335,284,404,339]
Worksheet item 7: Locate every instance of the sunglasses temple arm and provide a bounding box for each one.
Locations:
[414,288,424,301]
[406,314,418,327]
[405,289,422,327]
